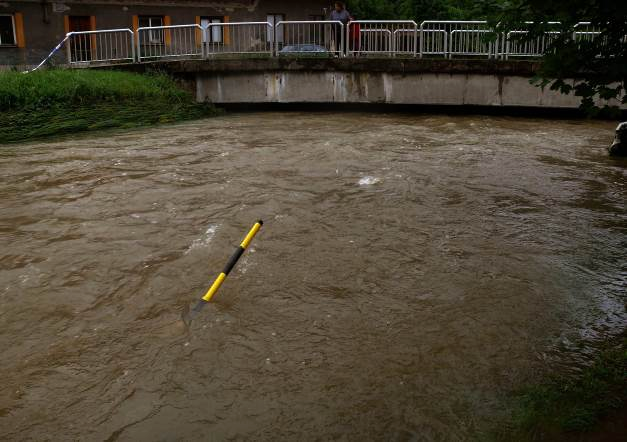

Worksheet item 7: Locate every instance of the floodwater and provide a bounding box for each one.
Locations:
[0,113,625,441]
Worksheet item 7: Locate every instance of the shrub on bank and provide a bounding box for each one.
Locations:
[0,69,218,143]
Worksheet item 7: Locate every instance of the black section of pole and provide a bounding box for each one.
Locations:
[223,246,245,275]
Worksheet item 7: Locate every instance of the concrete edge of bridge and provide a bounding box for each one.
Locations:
[99,57,543,77]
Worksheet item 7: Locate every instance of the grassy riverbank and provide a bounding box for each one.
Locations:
[493,336,627,440]
[0,69,218,143]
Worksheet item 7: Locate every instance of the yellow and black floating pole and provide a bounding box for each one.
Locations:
[184,220,263,323]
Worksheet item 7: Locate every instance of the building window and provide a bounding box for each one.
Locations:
[0,14,16,46]
[267,14,284,44]
[138,16,164,44]
[201,17,223,43]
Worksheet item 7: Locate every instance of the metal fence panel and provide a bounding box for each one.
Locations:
[449,29,493,58]
[66,29,134,65]
[499,22,562,59]
[347,21,418,56]
[275,21,343,56]
[573,22,602,43]
[137,24,203,61]
[420,29,448,56]
[205,22,273,56]
[420,21,493,58]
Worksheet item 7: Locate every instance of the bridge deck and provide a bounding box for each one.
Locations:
[103,57,543,77]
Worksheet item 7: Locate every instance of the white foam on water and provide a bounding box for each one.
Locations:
[237,247,255,274]
[185,224,218,254]
[358,176,380,186]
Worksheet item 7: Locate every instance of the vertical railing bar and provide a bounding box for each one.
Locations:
[67,33,72,64]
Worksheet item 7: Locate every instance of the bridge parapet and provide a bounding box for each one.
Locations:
[30,20,606,71]
[109,58,623,111]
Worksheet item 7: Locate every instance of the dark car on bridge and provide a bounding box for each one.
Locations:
[278,44,330,57]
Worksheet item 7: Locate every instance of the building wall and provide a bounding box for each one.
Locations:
[0,1,330,67]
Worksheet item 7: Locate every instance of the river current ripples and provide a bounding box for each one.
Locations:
[0,112,625,440]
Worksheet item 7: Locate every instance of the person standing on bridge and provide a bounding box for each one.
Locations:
[330,1,351,54]
[330,1,351,25]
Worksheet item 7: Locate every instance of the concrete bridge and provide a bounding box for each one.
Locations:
[30,19,623,111]
[122,58,621,111]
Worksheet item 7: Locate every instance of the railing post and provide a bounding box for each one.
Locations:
[345,22,350,57]
[199,25,203,59]
[273,22,277,57]
[341,23,345,57]
[413,26,418,57]
[448,31,453,59]
[419,22,424,58]
[203,25,208,59]
[66,32,72,65]
[136,28,142,62]
[130,30,136,62]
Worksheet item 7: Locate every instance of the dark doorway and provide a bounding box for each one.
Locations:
[68,16,92,61]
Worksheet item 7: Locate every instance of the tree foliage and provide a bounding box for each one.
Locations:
[490,0,627,114]
[343,1,626,113]
[346,0,499,21]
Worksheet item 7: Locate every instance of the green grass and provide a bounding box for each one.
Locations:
[491,337,627,440]
[0,69,219,143]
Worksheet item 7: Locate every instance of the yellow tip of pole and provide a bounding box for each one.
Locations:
[202,272,227,302]
[240,221,263,249]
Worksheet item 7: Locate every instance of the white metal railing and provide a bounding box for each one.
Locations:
[421,21,492,58]
[137,24,203,61]
[449,29,494,58]
[502,30,560,59]
[276,21,343,56]
[498,22,562,59]
[347,21,418,56]
[27,19,620,70]
[206,22,273,56]
[66,29,134,64]
[573,22,602,43]
[420,29,448,56]
[393,29,418,55]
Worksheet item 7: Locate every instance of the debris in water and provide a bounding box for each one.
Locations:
[185,224,218,254]
[358,176,380,186]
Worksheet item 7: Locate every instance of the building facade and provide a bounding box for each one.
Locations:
[0,1,331,66]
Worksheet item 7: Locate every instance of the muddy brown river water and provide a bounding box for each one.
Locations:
[0,112,626,441]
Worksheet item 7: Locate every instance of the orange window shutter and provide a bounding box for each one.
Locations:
[132,15,139,44]
[223,16,230,45]
[89,16,96,47]
[195,16,201,47]
[164,16,171,46]
[14,12,25,48]
[63,15,70,52]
